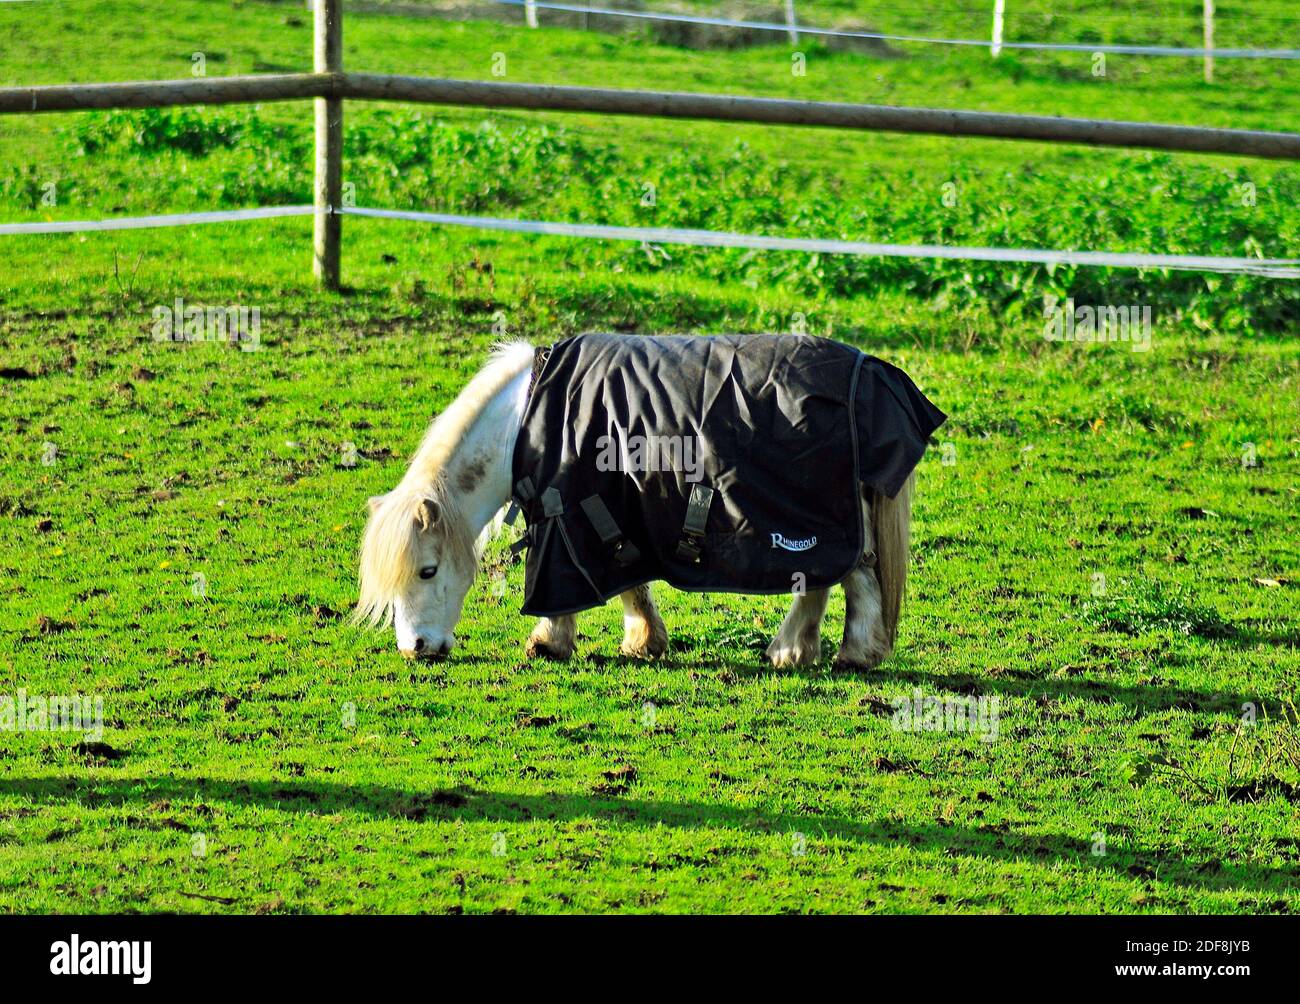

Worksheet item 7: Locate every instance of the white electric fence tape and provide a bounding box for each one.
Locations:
[0,205,314,234]
[489,0,1300,60]
[3,204,1295,278]
[340,205,1300,278]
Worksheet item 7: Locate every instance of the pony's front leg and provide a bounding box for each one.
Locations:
[620,584,668,659]
[526,614,578,660]
[766,588,829,668]
[835,554,891,670]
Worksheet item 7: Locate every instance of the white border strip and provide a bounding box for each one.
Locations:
[490,0,1300,60]
[0,205,313,234]
[342,206,1300,278]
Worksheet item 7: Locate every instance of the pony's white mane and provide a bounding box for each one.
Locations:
[354,340,535,625]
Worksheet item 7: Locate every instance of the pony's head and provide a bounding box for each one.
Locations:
[352,339,534,658]
[354,481,478,659]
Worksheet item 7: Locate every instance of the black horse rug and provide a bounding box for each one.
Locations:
[509,333,946,617]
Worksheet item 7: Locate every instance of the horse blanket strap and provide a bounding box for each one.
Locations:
[510,332,946,617]
[579,495,641,567]
[674,484,714,563]
[504,475,535,537]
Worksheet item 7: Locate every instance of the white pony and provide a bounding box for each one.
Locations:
[355,341,913,668]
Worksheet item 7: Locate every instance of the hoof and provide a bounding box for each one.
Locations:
[620,635,668,660]
[526,636,575,661]
[833,645,888,672]
[766,638,820,669]
[620,616,668,660]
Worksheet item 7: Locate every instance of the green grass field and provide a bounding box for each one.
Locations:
[0,1,1298,914]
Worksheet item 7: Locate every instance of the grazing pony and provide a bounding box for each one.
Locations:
[356,338,932,669]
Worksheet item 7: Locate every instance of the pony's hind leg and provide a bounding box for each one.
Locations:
[766,588,830,668]
[836,553,891,670]
[620,584,668,659]
[526,614,578,660]
[837,480,911,670]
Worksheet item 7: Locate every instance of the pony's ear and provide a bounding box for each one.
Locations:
[415,497,440,531]
[367,494,386,514]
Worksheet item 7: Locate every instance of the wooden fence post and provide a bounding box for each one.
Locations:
[991,0,1005,58]
[313,0,343,289]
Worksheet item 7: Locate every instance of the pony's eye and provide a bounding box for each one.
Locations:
[418,566,438,580]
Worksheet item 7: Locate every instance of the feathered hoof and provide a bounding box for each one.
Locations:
[620,620,669,660]
[526,636,575,661]
[833,645,888,672]
[766,638,820,669]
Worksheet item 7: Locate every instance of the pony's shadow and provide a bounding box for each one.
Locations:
[644,648,1263,717]
[4,775,1296,898]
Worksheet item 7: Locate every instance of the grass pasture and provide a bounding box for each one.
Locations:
[0,1,1298,914]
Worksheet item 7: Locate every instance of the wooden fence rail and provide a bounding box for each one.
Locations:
[1,0,1297,287]
[334,73,1300,161]
[6,72,1299,162]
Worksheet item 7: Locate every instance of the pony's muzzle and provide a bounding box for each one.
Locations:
[400,635,454,660]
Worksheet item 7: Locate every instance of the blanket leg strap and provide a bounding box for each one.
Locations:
[507,476,540,554]
[674,484,715,563]
[541,487,563,519]
[579,495,641,567]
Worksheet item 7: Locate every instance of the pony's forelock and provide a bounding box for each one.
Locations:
[353,481,477,627]
[354,490,421,627]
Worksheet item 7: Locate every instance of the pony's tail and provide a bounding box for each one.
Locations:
[873,472,914,653]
